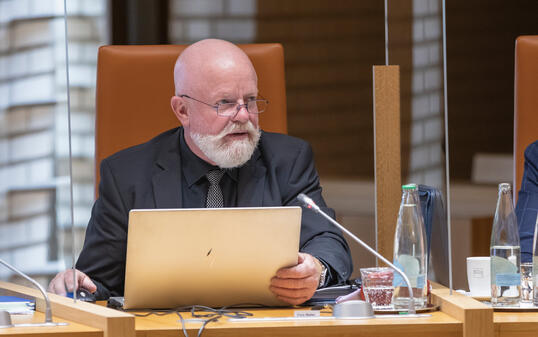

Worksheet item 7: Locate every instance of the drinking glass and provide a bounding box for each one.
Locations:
[521,262,533,303]
[360,267,394,308]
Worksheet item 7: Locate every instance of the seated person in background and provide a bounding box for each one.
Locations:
[516,140,538,263]
[48,39,353,305]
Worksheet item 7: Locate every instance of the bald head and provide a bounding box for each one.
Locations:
[173,39,257,96]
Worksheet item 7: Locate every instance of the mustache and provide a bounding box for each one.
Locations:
[220,121,258,137]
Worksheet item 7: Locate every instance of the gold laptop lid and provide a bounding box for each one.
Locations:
[124,207,301,309]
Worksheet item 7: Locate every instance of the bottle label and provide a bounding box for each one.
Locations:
[392,260,425,288]
[393,260,405,287]
[495,273,520,286]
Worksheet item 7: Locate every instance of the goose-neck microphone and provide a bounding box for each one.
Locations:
[297,193,416,314]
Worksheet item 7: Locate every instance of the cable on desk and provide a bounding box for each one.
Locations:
[128,304,266,337]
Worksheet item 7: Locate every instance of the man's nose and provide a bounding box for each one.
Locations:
[231,104,250,123]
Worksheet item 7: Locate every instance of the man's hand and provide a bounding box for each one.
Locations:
[47,269,97,296]
[269,252,323,305]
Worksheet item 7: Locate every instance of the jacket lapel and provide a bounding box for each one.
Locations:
[237,148,266,207]
[152,129,183,208]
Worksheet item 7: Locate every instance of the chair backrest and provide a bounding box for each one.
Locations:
[95,44,287,195]
[514,36,538,197]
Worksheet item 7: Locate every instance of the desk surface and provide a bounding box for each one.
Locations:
[0,311,102,337]
[10,282,538,337]
[132,307,462,337]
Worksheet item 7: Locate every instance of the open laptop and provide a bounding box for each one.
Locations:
[122,207,301,309]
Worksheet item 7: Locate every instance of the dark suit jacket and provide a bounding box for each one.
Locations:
[76,127,353,298]
[517,141,538,263]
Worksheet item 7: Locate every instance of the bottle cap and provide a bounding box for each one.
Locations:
[498,183,511,191]
[402,183,418,190]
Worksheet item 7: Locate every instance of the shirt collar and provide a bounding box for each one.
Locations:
[179,129,238,187]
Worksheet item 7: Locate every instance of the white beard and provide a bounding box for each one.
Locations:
[190,121,261,169]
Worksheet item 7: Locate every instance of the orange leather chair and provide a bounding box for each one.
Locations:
[95,44,287,195]
[514,36,538,197]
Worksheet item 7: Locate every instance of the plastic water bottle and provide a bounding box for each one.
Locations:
[490,183,521,306]
[392,184,428,309]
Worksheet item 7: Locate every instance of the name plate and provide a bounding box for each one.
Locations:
[294,310,320,318]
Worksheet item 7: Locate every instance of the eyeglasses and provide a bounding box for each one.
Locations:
[179,94,269,117]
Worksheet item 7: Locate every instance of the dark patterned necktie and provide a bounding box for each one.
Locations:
[205,169,225,208]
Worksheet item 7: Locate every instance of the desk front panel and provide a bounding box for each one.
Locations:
[495,312,538,337]
[133,308,462,337]
[0,311,102,337]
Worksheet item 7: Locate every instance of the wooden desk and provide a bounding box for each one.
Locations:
[0,281,134,337]
[431,286,494,337]
[130,290,538,337]
[0,311,102,336]
[495,312,538,337]
[431,283,538,337]
[132,307,462,337]
[10,281,531,337]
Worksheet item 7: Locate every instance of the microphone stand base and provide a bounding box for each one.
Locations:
[0,310,12,328]
[332,300,375,318]
[2,322,69,328]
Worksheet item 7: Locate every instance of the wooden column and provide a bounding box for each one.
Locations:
[432,285,494,337]
[373,65,401,262]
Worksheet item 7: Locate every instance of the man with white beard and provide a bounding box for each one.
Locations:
[48,39,352,305]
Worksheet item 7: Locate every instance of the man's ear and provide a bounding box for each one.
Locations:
[171,96,189,127]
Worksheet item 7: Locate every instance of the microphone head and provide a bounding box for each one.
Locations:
[297,193,320,212]
[297,193,308,204]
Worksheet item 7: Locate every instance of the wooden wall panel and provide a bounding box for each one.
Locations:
[256,0,385,178]
[446,1,538,180]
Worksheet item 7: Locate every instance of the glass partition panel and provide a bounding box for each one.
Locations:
[444,1,538,291]
[252,1,383,279]
[0,0,69,289]
[393,0,538,291]
[387,0,450,286]
[64,0,109,272]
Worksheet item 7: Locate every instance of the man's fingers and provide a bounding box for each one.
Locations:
[65,269,94,292]
[270,285,313,298]
[271,277,308,290]
[274,293,311,306]
[47,275,57,293]
[269,286,314,303]
[52,281,67,296]
[271,276,317,290]
[276,253,319,279]
[270,253,323,305]
[276,263,309,279]
[63,270,77,292]
[48,275,68,296]
[48,269,95,296]
[79,274,97,293]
